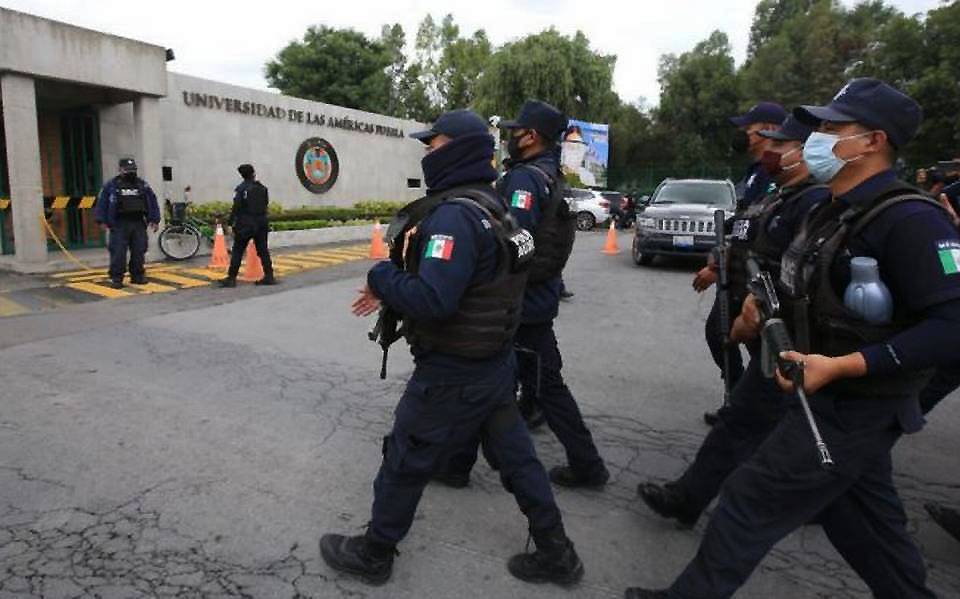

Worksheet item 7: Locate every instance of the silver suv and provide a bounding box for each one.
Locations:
[632,179,736,266]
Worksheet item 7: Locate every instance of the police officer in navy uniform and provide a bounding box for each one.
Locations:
[697,102,788,425]
[319,110,583,587]
[438,100,609,489]
[220,164,275,287]
[638,115,830,528]
[628,78,955,599]
[94,158,161,289]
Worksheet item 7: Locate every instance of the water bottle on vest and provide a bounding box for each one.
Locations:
[843,257,893,324]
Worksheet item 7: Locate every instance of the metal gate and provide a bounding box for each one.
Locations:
[46,110,104,251]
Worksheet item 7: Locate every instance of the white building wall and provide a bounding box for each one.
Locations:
[159,73,426,208]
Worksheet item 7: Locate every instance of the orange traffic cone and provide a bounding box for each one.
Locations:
[602,221,621,255]
[208,222,230,270]
[369,220,388,259]
[241,242,265,282]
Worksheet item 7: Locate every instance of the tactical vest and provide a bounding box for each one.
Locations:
[116,180,147,216]
[728,183,828,298]
[778,180,944,397]
[389,184,532,360]
[242,182,269,217]
[498,162,576,283]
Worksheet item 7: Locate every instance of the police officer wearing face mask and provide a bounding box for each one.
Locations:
[628,78,957,599]
[696,102,788,425]
[638,115,830,529]
[94,158,161,289]
[320,110,584,588]
[437,100,610,490]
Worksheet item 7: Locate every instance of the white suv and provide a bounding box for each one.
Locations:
[566,188,610,230]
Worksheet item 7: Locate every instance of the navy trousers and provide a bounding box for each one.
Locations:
[676,356,787,513]
[705,295,745,391]
[919,363,960,415]
[228,218,273,279]
[369,360,561,546]
[444,321,605,477]
[108,218,147,282]
[667,398,935,599]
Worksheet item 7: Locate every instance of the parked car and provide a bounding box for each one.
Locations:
[632,179,736,266]
[565,188,610,231]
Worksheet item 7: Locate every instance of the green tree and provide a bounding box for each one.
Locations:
[655,31,741,167]
[265,26,391,113]
[474,29,619,122]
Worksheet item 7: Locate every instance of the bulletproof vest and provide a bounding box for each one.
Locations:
[778,180,944,397]
[728,183,828,298]
[242,182,269,217]
[391,184,532,359]
[498,162,576,283]
[115,179,147,216]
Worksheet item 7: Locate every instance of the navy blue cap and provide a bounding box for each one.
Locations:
[793,78,922,148]
[758,115,814,142]
[499,100,567,142]
[409,109,489,144]
[237,163,255,178]
[729,102,788,127]
[118,158,137,172]
[943,181,960,203]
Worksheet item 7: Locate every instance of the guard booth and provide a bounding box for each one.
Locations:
[0,7,168,272]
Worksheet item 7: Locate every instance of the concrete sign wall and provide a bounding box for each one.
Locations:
[155,73,426,208]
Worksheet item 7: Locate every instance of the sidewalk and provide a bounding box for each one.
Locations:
[0,239,376,318]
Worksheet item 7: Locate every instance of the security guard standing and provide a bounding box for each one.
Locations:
[628,78,954,599]
[439,100,609,489]
[697,103,788,425]
[94,158,161,289]
[220,164,275,287]
[638,115,830,528]
[320,110,583,587]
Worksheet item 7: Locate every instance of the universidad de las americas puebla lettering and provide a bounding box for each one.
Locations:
[181,91,405,138]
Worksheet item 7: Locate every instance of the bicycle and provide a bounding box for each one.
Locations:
[158,190,230,260]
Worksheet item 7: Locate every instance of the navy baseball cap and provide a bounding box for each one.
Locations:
[729,102,788,127]
[409,109,489,144]
[237,164,255,178]
[118,158,137,172]
[758,115,814,142]
[793,78,922,148]
[499,100,567,142]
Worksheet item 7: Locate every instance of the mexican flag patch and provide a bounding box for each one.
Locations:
[511,190,533,210]
[424,235,455,260]
[937,240,960,275]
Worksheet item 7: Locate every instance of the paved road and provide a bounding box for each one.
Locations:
[1,230,958,598]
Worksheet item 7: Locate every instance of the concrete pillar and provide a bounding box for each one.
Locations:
[133,96,164,260]
[1,73,46,266]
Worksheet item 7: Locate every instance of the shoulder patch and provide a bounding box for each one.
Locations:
[511,190,533,210]
[936,240,960,275]
[424,234,455,260]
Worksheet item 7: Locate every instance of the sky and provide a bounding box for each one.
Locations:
[1,0,944,108]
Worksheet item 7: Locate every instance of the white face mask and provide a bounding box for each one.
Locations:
[802,131,874,183]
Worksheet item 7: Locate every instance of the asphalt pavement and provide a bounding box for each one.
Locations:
[1,230,958,598]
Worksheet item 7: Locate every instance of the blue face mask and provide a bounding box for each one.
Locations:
[802,131,872,183]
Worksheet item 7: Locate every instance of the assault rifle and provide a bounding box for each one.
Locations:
[714,209,732,409]
[368,307,402,380]
[746,258,835,469]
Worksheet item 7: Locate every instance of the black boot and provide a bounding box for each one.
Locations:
[131,275,148,285]
[507,525,584,586]
[255,275,277,286]
[637,482,700,529]
[218,277,236,288]
[926,503,960,543]
[549,465,610,489]
[625,588,669,598]
[319,533,395,586]
[109,279,124,289]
